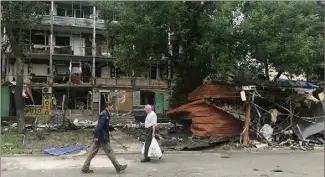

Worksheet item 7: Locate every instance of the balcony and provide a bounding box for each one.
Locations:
[96,78,169,89]
[29,45,111,58]
[7,75,50,86]
[41,15,105,30]
[52,75,92,87]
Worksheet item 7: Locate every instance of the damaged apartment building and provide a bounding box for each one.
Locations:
[1,1,172,122]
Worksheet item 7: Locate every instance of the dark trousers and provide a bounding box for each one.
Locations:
[81,142,120,171]
[144,127,153,158]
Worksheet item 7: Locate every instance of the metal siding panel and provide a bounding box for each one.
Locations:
[1,86,10,117]
[155,92,164,114]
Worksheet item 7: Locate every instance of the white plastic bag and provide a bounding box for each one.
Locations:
[141,138,163,159]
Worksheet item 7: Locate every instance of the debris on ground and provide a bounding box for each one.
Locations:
[271,169,283,173]
[73,119,97,128]
[43,145,87,156]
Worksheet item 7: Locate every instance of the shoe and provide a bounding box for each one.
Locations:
[116,164,127,173]
[141,157,151,162]
[81,169,94,173]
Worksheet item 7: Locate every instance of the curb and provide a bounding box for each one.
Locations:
[2,147,323,157]
[1,150,207,158]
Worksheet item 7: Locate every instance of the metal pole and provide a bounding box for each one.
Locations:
[91,5,96,116]
[289,101,293,126]
[92,6,96,79]
[49,0,54,85]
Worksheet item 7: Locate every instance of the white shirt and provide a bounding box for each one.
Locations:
[144,111,157,128]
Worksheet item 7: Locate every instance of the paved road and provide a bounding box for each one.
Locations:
[1,151,323,177]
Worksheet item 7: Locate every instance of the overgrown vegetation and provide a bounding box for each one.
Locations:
[1,1,48,133]
[1,1,323,135]
[97,1,324,108]
[1,130,93,155]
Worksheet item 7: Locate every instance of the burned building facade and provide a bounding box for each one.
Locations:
[1,1,172,122]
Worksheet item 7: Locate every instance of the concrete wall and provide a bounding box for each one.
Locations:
[31,64,48,76]
[101,66,111,78]
[71,35,85,56]
[8,63,30,83]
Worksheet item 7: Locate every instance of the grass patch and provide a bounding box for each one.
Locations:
[1,132,24,155]
[1,129,94,155]
[1,129,141,155]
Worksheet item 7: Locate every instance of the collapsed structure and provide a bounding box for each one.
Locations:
[167,73,324,147]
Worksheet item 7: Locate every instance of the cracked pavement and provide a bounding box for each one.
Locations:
[1,150,323,177]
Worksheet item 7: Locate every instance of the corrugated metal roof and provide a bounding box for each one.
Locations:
[188,81,239,101]
[167,99,243,137]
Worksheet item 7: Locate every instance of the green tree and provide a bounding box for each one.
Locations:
[1,1,47,133]
[98,2,245,107]
[241,1,324,80]
[98,1,323,108]
[98,2,170,87]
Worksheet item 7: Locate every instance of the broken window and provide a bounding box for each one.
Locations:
[32,34,46,45]
[83,7,91,18]
[75,9,84,18]
[140,91,155,105]
[57,8,66,16]
[67,8,73,17]
[25,89,42,105]
[150,65,157,79]
[56,36,70,46]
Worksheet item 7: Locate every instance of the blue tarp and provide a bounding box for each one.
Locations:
[43,145,87,156]
[276,79,319,89]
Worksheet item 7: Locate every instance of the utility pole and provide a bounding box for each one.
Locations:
[49,0,54,85]
[167,28,173,105]
[91,5,96,116]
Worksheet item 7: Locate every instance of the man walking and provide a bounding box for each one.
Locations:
[81,103,127,173]
[141,104,159,162]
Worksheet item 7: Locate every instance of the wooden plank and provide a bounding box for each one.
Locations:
[243,103,251,145]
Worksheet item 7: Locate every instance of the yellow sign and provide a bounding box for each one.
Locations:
[24,93,51,122]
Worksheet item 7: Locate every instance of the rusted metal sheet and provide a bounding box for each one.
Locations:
[167,99,243,137]
[188,81,238,101]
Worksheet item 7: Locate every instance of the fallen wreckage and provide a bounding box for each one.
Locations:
[166,74,324,150]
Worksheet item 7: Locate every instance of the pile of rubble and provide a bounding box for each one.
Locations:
[250,121,324,150]
[119,122,237,151]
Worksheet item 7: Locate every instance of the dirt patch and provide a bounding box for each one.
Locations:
[119,125,235,151]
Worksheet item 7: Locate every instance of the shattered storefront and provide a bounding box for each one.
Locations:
[1,81,52,123]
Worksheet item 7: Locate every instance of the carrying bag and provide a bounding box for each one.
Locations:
[141,138,163,159]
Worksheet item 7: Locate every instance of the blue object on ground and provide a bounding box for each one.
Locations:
[43,145,87,156]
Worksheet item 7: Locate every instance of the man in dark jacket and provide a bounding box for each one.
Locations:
[81,103,127,174]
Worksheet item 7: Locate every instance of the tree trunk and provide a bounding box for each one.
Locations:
[273,70,284,81]
[15,56,25,133]
[264,58,269,80]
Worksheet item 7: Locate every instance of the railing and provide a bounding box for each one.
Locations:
[53,75,92,85]
[6,75,92,86]
[6,75,50,85]
[96,77,169,88]
[41,15,105,30]
[5,75,170,88]
[30,45,111,57]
